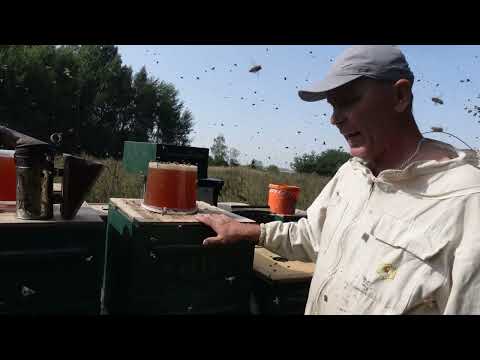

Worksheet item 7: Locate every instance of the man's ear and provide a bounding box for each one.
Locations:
[393,79,412,113]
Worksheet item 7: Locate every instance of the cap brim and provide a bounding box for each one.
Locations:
[298,74,363,102]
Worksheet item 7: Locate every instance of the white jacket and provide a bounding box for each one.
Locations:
[259,139,480,314]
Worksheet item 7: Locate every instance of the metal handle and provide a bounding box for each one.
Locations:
[20,285,37,297]
[225,275,236,285]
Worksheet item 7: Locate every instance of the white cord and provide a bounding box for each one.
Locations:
[400,137,427,169]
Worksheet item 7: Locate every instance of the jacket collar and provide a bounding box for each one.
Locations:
[349,138,479,183]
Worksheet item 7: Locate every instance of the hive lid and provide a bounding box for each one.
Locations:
[109,198,255,224]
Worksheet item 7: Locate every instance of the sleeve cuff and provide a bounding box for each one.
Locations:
[258,223,267,246]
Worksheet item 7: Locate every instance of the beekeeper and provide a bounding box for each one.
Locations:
[196,45,480,315]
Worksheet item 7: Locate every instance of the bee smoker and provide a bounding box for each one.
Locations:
[14,142,56,219]
[0,126,104,220]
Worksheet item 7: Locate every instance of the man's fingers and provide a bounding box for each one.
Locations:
[195,214,231,229]
[202,236,223,246]
[195,214,210,223]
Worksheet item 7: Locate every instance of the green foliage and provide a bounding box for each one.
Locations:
[266,164,280,173]
[0,45,193,158]
[228,147,240,166]
[210,134,228,166]
[209,156,228,167]
[291,149,351,177]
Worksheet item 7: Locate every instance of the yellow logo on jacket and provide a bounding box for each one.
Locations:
[376,263,397,280]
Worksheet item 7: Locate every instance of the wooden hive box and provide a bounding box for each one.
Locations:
[251,246,315,315]
[0,202,105,314]
[103,198,256,315]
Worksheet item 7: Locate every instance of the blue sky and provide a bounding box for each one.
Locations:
[116,45,480,168]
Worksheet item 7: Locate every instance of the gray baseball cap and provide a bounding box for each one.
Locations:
[298,45,414,102]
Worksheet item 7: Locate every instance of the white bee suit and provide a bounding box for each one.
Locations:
[259,139,480,314]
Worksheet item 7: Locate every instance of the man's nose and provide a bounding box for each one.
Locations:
[330,108,347,126]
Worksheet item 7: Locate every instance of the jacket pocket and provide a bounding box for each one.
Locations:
[338,214,448,314]
[370,214,450,261]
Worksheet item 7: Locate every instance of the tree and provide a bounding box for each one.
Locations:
[153,80,193,146]
[228,147,240,166]
[0,45,194,158]
[210,134,228,166]
[76,45,136,157]
[291,149,351,176]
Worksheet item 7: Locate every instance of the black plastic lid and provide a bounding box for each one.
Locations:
[198,177,224,189]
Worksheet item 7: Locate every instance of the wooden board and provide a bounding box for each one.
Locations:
[109,198,255,224]
[253,246,315,283]
[0,203,103,226]
[53,182,62,192]
[86,203,109,218]
[216,202,250,212]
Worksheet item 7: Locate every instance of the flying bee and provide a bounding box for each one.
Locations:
[249,64,262,73]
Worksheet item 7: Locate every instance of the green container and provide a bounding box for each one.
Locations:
[102,199,255,315]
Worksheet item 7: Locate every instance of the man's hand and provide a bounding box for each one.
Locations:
[195,214,261,246]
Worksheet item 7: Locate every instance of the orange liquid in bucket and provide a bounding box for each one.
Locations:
[268,184,300,215]
[0,150,16,201]
[143,162,197,212]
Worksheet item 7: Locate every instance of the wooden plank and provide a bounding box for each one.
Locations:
[217,202,250,212]
[86,203,109,218]
[53,182,62,192]
[253,246,315,283]
[0,203,103,226]
[109,198,255,224]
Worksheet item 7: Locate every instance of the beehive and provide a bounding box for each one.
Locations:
[102,198,256,314]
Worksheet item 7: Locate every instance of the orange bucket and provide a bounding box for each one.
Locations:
[142,162,198,214]
[268,183,300,215]
[0,150,16,201]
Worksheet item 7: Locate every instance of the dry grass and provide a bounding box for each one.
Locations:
[78,158,330,210]
[209,166,330,210]
[85,158,145,203]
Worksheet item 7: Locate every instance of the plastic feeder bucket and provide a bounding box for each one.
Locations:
[268,184,300,215]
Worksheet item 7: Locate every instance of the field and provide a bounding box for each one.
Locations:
[84,159,331,211]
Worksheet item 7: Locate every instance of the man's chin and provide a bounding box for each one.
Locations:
[349,146,369,159]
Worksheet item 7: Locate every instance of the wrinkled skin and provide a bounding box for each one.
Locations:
[195,214,260,246]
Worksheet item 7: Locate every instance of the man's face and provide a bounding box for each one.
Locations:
[326,78,396,161]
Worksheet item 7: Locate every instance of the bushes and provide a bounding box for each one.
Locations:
[291,149,351,176]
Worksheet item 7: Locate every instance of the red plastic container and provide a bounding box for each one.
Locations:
[0,150,16,201]
[268,183,300,215]
[142,162,197,213]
